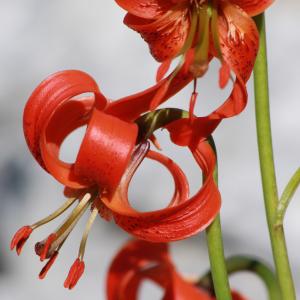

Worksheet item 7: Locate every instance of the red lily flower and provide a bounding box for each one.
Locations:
[107,239,247,300]
[115,0,273,142]
[11,70,220,288]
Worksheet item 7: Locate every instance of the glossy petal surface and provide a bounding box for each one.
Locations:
[103,140,220,242]
[116,0,174,19]
[107,240,211,300]
[230,0,274,16]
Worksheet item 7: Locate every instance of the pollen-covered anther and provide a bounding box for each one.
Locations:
[10,225,33,255]
[64,258,85,289]
[34,193,92,262]
[10,197,78,257]
[62,206,98,289]
[39,251,59,279]
[39,233,57,261]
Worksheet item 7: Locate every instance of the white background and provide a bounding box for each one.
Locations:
[0,1,299,299]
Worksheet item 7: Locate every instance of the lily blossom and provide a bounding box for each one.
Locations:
[11,70,220,288]
[115,0,274,140]
[107,239,247,300]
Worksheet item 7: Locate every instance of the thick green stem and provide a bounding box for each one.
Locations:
[205,216,232,300]
[198,256,280,300]
[253,13,296,299]
[205,138,232,300]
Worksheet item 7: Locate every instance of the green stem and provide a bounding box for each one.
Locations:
[198,256,280,300]
[253,13,296,299]
[275,167,300,227]
[205,138,232,300]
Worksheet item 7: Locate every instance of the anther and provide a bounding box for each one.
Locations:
[10,226,33,255]
[10,197,77,256]
[64,258,85,289]
[35,193,92,261]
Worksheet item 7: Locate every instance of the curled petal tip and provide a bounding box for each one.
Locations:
[219,63,231,89]
[10,226,33,255]
[64,258,85,290]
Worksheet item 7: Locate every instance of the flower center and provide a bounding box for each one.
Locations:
[177,0,222,78]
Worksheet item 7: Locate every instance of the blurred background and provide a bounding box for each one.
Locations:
[0,1,299,299]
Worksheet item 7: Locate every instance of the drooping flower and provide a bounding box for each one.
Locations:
[11,70,220,288]
[107,239,248,300]
[115,0,274,140]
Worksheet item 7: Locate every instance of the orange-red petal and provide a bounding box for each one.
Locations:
[102,139,220,242]
[23,70,107,171]
[156,59,172,82]
[107,240,212,300]
[74,109,138,192]
[106,60,193,121]
[230,0,274,17]
[218,2,259,83]
[124,10,189,61]
[115,0,174,19]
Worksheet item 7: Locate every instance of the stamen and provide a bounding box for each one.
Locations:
[39,232,69,279]
[179,8,198,56]
[39,233,57,261]
[64,258,85,289]
[93,197,112,221]
[35,193,92,260]
[39,251,58,279]
[31,197,77,230]
[10,225,33,255]
[78,207,98,260]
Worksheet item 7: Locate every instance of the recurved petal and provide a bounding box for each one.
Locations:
[115,0,174,19]
[23,70,107,170]
[218,2,259,82]
[107,239,212,300]
[107,240,170,300]
[39,98,138,191]
[124,11,189,61]
[102,140,220,242]
[230,0,274,17]
[166,76,247,148]
[167,271,212,300]
[106,59,193,121]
